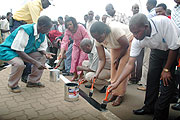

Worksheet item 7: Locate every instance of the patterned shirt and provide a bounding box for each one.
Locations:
[106,12,129,25]
[172,5,180,29]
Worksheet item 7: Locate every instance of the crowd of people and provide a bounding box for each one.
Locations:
[0,0,180,120]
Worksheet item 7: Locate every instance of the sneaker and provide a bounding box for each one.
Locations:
[26,82,45,88]
[8,85,21,93]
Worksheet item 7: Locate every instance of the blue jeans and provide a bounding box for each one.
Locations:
[65,43,73,72]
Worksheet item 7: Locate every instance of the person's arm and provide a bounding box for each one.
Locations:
[160,49,179,86]
[77,66,94,72]
[94,45,106,78]
[109,57,136,92]
[57,32,70,60]
[39,50,55,59]
[114,35,129,69]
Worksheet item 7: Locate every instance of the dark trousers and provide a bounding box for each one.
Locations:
[10,19,26,33]
[144,49,176,120]
[49,47,58,67]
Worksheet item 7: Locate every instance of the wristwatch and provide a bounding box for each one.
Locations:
[163,68,169,72]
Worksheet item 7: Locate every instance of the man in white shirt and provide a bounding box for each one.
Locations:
[0,16,54,93]
[77,38,111,93]
[109,13,180,120]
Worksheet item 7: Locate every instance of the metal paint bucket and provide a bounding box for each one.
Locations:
[50,69,60,82]
[64,82,79,102]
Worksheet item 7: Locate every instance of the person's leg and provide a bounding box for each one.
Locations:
[7,57,25,92]
[70,45,80,80]
[8,57,25,87]
[85,69,110,91]
[49,47,58,67]
[65,43,73,73]
[27,52,46,84]
[153,50,176,120]
[133,49,161,115]
[137,48,150,90]
[136,48,144,82]
[10,20,22,33]
[109,48,129,106]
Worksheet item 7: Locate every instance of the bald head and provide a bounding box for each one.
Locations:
[105,3,115,17]
[129,13,148,29]
[80,38,93,53]
[80,38,92,48]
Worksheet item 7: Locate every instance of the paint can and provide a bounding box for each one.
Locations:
[50,69,60,82]
[64,82,79,102]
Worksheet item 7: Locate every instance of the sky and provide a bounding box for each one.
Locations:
[0,0,176,23]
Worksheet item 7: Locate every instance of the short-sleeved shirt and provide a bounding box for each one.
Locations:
[130,16,180,57]
[11,24,47,52]
[96,21,132,49]
[13,0,43,24]
[88,43,111,71]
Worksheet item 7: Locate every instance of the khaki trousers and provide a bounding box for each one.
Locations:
[139,47,151,87]
[7,52,46,87]
[82,60,110,90]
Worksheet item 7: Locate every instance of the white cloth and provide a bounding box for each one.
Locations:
[147,8,156,19]
[130,16,180,57]
[11,24,48,52]
[58,24,65,33]
[0,19,10,41]
[88,43,111,71]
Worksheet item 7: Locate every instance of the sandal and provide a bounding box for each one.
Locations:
[70,76,78,81]
[8,85,21,93]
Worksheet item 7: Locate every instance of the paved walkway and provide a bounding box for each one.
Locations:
[0,67,118,120]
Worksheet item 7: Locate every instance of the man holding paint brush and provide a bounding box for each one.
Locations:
[0,16,54,93]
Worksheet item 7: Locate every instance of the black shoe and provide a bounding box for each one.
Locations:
[85,84,93,88]
[133,107,154,115]
[62,70,66,73]
[26,82,45,88]
[170,96,178,103]
[171,102,180,111]
[21,75,28,83]
[99,86,107,93]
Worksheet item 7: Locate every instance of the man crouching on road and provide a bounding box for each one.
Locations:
[0,16,54,93]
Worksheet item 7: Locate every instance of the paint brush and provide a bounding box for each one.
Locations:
[101,87,110,109]
[89,78,96,97]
